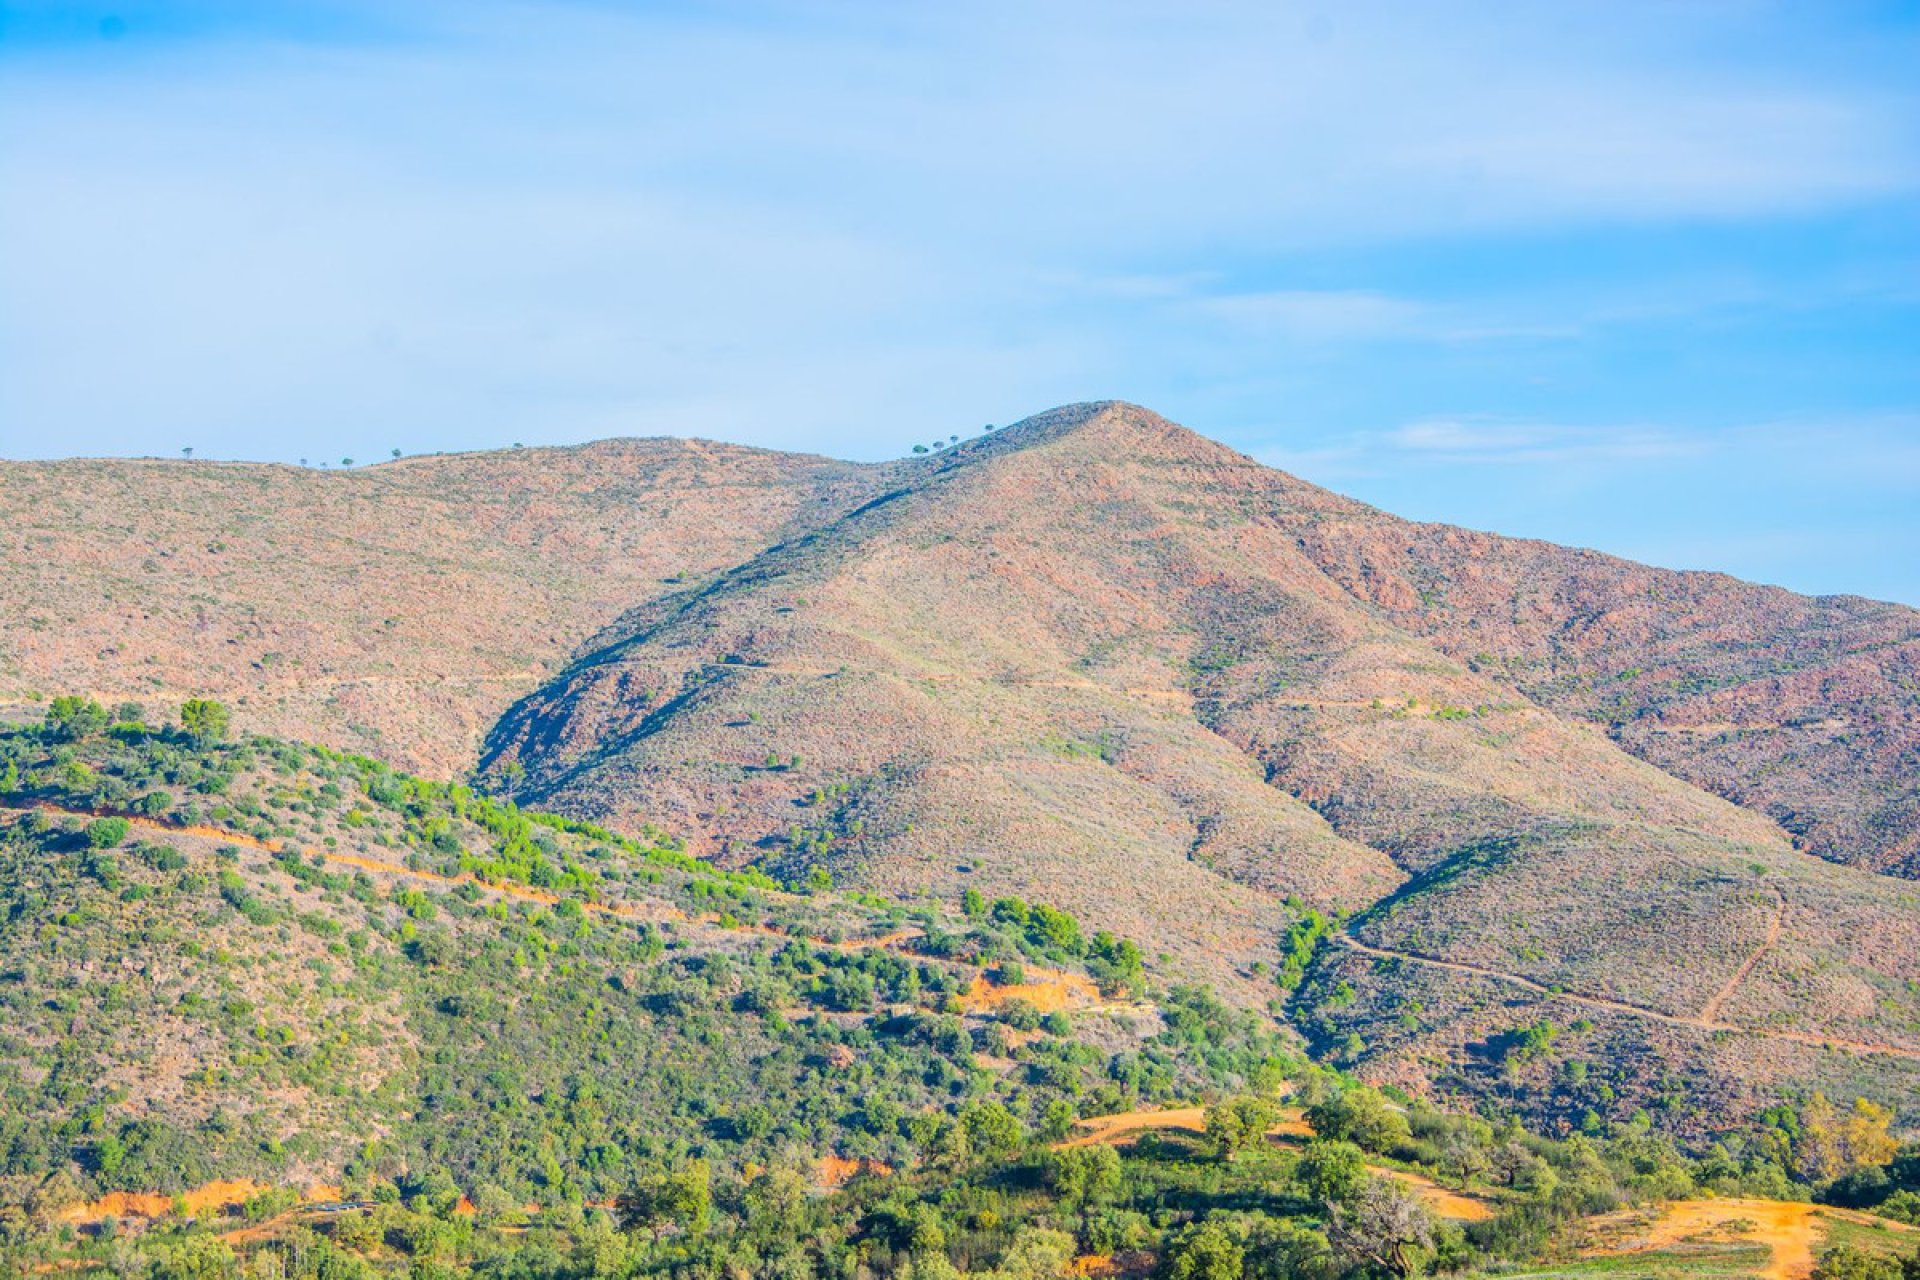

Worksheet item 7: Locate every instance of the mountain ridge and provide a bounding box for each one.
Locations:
[4,400,1917,1131]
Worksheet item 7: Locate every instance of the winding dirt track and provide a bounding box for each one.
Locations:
[1334,931,1920,1062]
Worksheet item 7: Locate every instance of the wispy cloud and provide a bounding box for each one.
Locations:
[1387,418,1700,463]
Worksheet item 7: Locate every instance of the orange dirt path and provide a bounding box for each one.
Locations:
[961,966,1103,1014]
[1378,1168,1493,1222]
[816,1155,893,1188]
[1584,1197,1919,1280]
[60,1180,344,1226]
[1056,1104,1309,1150]
[1698,889,1786,1024]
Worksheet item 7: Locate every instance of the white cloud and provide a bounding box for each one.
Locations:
[1387,419,1700,463]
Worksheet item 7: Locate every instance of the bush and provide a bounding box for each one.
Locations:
[45,696,108,742]
[85,816,131,849]
[180,698,231,747]
[1307,1086,1412,1154]
[1812,1244,1910,1280]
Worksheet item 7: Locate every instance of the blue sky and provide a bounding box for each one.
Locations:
[2,2,1917,604]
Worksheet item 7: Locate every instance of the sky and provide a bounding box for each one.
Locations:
[2,1,1917,604]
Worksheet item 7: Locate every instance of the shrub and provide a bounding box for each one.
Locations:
[180,698,230,748]
[85,816,131,849]
[45,696,108,742]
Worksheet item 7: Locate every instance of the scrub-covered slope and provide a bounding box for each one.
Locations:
[6,402,1919,1131]
[0,440,879,774]
[481,404,1920,1128]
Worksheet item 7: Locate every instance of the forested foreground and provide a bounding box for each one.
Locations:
[2,701,1919,1280]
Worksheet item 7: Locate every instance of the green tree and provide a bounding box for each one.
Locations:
[84,816,131,849]
[45,696,108,741]
[632,1160,711,1237]
[961,1101,1025,1161]
[1298,1138,1370,1205]
[1089,930,1144,995]
[995,1227,1076,1280]
[743,1167,808,1241]
[148,1235,237,1280]
[1039,1098,1078,1142]
[1206,1096,1278,1162]
[1165,1220,1245,1280]
[1307,1086,1411,1154]
[180,699,231,748]
[407,1166,463,1218]
[1045,1144,1121,1207]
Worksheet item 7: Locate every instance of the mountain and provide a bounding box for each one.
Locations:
[5,403,1918,1133]
[0,440,881,776]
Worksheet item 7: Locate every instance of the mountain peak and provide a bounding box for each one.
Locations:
[928,401,1259,475]
[1000,400,1190,445]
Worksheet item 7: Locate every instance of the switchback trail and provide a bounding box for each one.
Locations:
[1334,932,1920,1062]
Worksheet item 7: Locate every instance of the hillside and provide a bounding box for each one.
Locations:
[4,403,1919,1135]
[474,405,1920,1130]
[0,440,880,775]
[8,709,1920,1280]
[1288,508,1920,878]
[0,712,1234,1204]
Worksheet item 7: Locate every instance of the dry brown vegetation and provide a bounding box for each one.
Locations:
[0,439,878,775]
